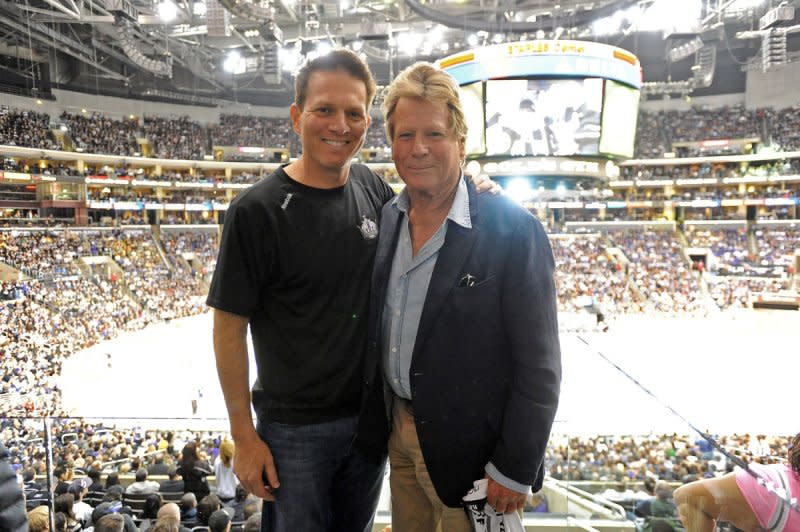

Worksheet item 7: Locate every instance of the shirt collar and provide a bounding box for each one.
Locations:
[392,172,472,229]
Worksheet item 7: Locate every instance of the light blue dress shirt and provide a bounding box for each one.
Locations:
[382,176,471,399]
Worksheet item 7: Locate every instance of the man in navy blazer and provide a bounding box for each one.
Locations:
[357,62,561,531]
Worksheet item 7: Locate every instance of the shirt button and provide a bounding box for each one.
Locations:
[392,347,397,353]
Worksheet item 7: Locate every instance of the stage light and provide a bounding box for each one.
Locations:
[397,32,418,56]
[467,34,478,46]
[192,1,206,16]
[506,178,534,203]
[279,45,301,72]
[637,0,701,33]
[223,50,245,74]
[157,0,178,23]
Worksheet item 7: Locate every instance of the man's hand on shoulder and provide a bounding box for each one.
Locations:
[486,476,527,514]
[467,172,502,195]
[232,431,280,501]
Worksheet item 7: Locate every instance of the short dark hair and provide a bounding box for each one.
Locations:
[208,509,231,532]
[54,511,68,532]
[180,492,196,513]
[54,493,75,518]
[243,513,261,532]
[135,469,147,482]
[294,48,376,112]
[143,493,162,519]
[197,494,221,525]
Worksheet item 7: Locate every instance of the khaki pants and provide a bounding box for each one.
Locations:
[388,396,472,532]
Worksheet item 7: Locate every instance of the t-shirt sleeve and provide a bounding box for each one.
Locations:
[734,463,784,530]
[369,168,396,205]
[206,196,272,317]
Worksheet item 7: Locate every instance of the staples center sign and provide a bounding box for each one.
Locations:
[438,40,642,89]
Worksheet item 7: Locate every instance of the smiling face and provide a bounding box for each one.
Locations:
[390,96,465,198]
[290,69,371,186]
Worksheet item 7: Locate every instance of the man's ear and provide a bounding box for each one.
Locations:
[289,103,302,134]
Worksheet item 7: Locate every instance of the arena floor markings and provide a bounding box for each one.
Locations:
[59,309,800,436]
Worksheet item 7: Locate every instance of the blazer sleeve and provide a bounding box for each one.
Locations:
[489,215,561,490]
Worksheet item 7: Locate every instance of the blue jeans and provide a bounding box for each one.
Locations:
[256,415,386,532]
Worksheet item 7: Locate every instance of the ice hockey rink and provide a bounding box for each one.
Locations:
[59,308,800,438]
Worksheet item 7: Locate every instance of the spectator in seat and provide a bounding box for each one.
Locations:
[104,473,121,492]
[23,467,42,493]
[125,469,159,495]
[54,493,81,531]
[178,493,197,526]
[154,503,191,532]
[243,499,261,522]
[67,479,93,525]
[243,513,260,532]
[54,512,68,532]
[138,494,162,531]
[94,513,125,532]
[635,475,658,518]
[148,517,179,532]
[651,481,678,518]
[86,468,104,495]
[196,494,221,526]
[147,454,170,477]
[91,503,137,532]
[28,505,50,532]
[158,468,183,494]
[213,440,237,504]
[228,485,249,522]
[53,466,72,496]
[103,485,125,504]
[208,509,231,532]
[176,443,210,500]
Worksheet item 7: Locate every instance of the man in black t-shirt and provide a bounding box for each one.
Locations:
[207,49,393,532]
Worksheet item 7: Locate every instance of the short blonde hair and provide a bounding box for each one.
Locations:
[381,62,467,144]
[28,505,50,532]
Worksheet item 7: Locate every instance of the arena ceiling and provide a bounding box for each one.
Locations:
[0,0,799,107]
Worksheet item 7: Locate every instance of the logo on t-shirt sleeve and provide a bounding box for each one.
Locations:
[358,215,379,240]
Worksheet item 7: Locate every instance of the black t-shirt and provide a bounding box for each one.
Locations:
[207,164,394,424]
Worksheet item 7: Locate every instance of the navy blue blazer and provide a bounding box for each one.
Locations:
[356,179,561,507]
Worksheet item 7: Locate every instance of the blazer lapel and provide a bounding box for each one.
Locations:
[411,181,480,364]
